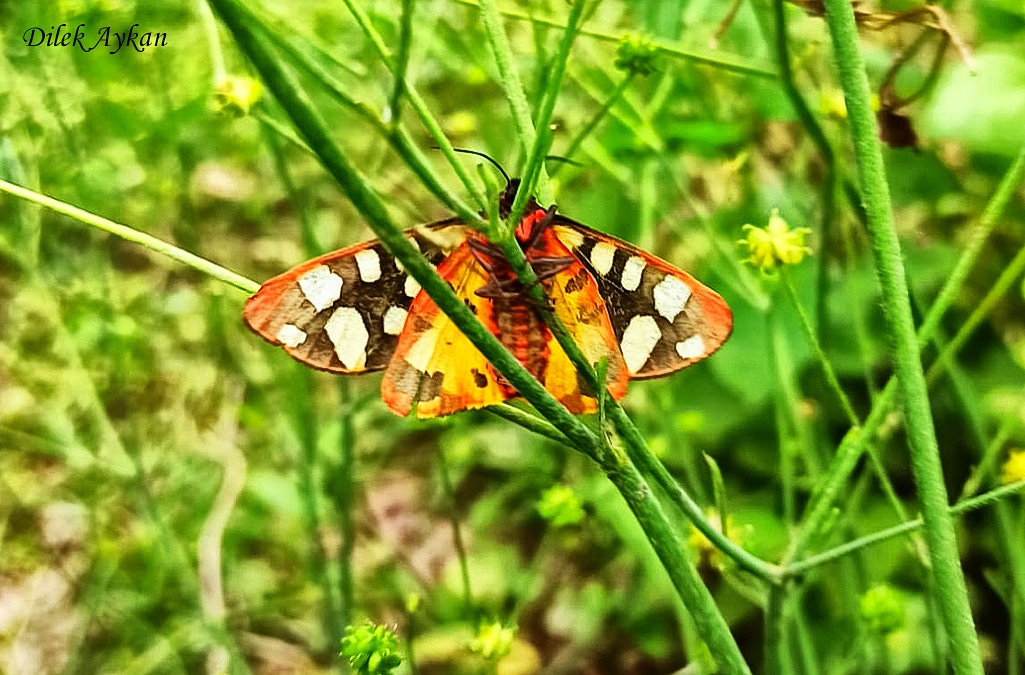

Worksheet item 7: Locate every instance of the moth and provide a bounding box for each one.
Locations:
[244,177,732,418]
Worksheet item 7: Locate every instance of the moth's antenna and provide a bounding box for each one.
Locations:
[437,146,511,184]
[544,154,583,168]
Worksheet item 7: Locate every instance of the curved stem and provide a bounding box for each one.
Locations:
[0,178,258,293]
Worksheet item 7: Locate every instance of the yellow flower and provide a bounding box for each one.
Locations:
[739,209,812,271]
[213,75,263,117]
[1001,449,1025,485]
[469,620,516,661]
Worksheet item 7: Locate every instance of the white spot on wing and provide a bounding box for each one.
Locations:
[653,275,692,322]
[297,265,343,312]
[324,307,369,370]
[590,242,616,276]
[404,275,421,298]
[354,249,382,282]
[383,306,408,336]
[275,323,307,348]
[620,255,646,291]
[620,315,660,375]
[675,335,706,360]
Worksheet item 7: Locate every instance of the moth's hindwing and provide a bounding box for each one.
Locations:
[381,240,512,417]
[381,226,631,418]
[530,226,629,412]
[243,222,469,373]
[553,219,733,379]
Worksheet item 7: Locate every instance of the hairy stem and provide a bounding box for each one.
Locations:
[821,0,983,670]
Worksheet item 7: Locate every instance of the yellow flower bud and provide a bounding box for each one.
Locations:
[1001,449,1025,485]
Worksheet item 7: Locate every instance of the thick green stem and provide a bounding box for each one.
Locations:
[788,141,1025,559]
[599,450,754,674]
[821,0,982,671]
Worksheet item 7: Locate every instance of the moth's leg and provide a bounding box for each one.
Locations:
[521,206,559,251]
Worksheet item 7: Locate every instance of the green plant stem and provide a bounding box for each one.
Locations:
[436,445,473,611]
[286,368,342,647]
[508,0,588,224]
[332,0,486,209]
[764,584,786,675]
[611,404,785,584]
[197,0,227,82]
[769,299,800,528]
[786,480,1025,576]
[451,0,777,78]
[768,0,838,340]
[778,269,908,526]
[207,0,599,454]
[572,71,664,153]
[336,382,355,630]
[390,0,415,123]
[822,2,981,667]
[916,143,1025,350]
[0,178,258,293]
[960,418,1016,500]
[486,405,571,444]
[596,446,753,674]
[553,73,635,172]
[239,0,482,222]
[780,250,854,426]
[788,141,1025,559]
[926,239,1025,386]
[477,0,552,204]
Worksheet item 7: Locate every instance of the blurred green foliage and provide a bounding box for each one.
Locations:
[1,0,1024,673]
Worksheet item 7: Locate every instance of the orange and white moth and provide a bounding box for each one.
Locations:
[244,178,732,417]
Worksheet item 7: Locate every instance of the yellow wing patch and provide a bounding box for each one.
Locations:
[381,243,512,417]
[381,231,630,418]
[531,231,629,414]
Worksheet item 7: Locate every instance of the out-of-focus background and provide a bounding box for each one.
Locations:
[1,0,1024,673]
